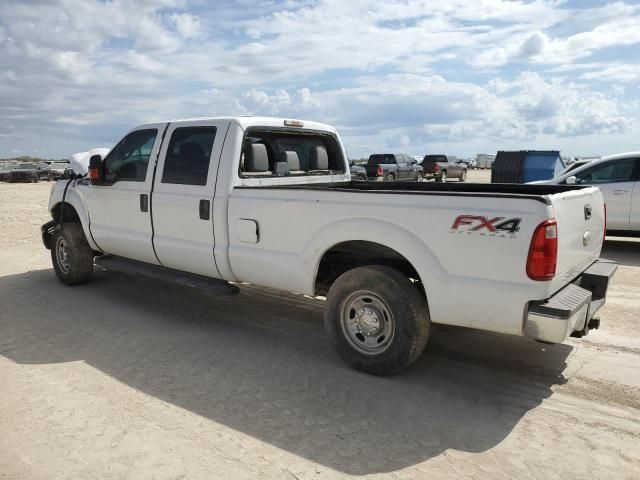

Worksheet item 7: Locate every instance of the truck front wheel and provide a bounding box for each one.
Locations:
[324,265,430,375]
[51,223,94,285]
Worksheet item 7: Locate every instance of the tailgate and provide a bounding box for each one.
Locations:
[550,186,605,292]
[365,164,378,177]
[421,162,437,174]
[365,158,383,177]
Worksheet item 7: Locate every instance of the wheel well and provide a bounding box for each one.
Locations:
[315,241,423,297]
[51,202,81,223]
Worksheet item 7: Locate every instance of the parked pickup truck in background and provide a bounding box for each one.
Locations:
[420,154,467,182]
[8,163,51,182]
[42,116,616,375]
[349,161,368,181]
[45,161,72,180]
[365,153,422,182]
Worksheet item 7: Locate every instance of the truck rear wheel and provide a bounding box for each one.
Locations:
[385,173,395,182]
[324,265,430,375]
[51,223,94,285]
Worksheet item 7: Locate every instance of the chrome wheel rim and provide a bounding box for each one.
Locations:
[340,290,395,355]
[55,237,71,274]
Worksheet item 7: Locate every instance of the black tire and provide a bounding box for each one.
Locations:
[385,173,396,182]
[460,169,467,182]
[324,265,430,376]
[51,223,94,285]
[357,174,367,181]
[414,171,422,182]
[33,175,39,183]
[436,170,447,183]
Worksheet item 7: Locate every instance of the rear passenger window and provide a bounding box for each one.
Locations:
[162,127,217,185]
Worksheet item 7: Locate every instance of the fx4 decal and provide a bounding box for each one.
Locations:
[450,215,522,237]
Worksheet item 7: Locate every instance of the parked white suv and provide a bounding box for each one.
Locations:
[531,152,640,235]
[42,116,616,375]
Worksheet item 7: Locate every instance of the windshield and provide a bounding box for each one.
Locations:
[562,162,588,174]
[559,158,610,179]
[368,154,395,165]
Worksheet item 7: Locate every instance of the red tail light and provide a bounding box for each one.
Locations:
[377,165,383,176]
[527,219,558,281]
[434,164,440,172]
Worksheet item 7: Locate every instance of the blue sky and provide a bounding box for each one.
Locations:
[0,0,639,159]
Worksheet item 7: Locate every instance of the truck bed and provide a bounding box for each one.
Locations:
[236,180,587,204]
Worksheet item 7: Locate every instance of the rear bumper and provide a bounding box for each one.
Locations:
[524,259,618,343]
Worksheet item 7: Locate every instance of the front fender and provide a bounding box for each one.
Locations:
[48,180,101,252]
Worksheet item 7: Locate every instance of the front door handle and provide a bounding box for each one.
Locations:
[612,190,628,195]
[140,194,148,212]
[199,199,210,220]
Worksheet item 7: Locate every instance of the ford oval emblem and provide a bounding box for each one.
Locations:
[583,231,592,246]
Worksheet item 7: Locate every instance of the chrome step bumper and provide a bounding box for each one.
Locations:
[525,259,618,343]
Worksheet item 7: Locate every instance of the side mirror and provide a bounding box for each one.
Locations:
[349,161,355,167]
[566,176,577,185]
[89,154,103,185]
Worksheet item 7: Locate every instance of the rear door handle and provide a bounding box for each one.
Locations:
[140,194,148,212]
[613,190,628,195]
[199,199,210,220]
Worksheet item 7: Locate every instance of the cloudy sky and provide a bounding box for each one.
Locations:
[1,0,639,159]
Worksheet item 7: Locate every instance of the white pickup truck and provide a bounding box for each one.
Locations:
[42,116,617,375]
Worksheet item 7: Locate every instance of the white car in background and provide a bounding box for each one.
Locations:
[531,152,640,235]
[559,158,597,176]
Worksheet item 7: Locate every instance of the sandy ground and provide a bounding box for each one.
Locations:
[1,180,639,480]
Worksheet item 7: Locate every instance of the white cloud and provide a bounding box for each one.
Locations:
[0,0,638,158]
[581,64,640,83]
[236,71,631,157]
[470,5,640,68]
[170,12,202,39]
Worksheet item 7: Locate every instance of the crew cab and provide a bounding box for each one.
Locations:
[365,153,422,182]
[42,117,616,375]
[420,154,467,182]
